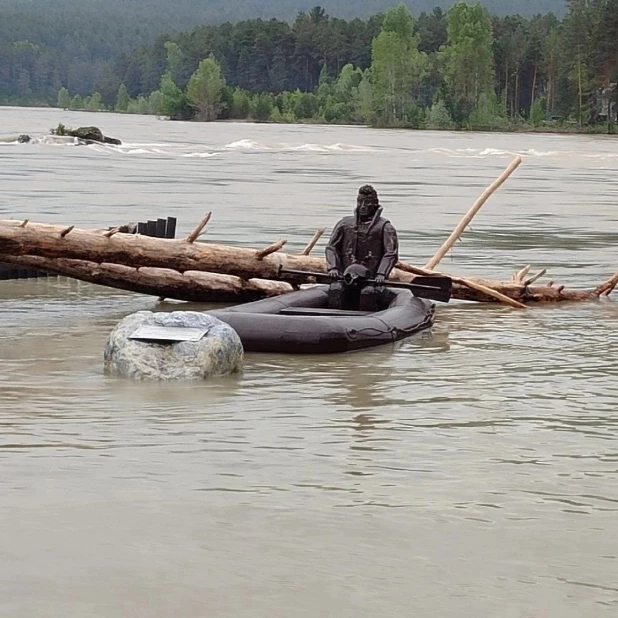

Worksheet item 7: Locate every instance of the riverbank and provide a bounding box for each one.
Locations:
[3,103,616,138]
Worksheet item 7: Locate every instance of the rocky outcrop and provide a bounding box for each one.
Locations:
[51,124,122,145]
[104,311,243,380]
[66,126,122,145]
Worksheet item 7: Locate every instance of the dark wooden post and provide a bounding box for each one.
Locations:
[165,217,177,239]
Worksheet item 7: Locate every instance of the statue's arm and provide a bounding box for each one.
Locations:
[377,223,399,277]
[325,221,345,272]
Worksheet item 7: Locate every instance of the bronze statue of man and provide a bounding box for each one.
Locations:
[325,184,399,311]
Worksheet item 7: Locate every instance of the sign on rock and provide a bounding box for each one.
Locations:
[129,325,211,343]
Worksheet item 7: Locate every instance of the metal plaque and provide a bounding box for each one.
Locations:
[129,325,211,343]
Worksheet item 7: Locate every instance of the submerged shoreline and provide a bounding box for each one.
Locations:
[2,103,616,138]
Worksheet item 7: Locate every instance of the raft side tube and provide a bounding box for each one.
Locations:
[209,285,435,354]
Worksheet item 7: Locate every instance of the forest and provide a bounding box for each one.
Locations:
[1,0,617,131]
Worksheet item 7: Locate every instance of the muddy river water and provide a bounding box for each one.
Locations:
[1,107,617,617]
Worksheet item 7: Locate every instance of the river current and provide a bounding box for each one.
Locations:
[1,107,617,617]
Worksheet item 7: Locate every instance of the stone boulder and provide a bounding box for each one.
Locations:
[52,124,122,145]
[104,311,243,380]
[69,126,122,145]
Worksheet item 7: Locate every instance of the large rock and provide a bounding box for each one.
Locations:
[69,126,122,145]
[52,124,122,145]
[104,311,243,380]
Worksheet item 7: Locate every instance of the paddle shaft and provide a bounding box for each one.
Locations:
[279,268,452,303]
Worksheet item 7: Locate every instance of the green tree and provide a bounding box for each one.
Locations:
[425,99,455,129]
[86,92,102,111]
[137,95,150,114]
[186,55,226,121]
[148,90,164,115]
[269,47,289,91]
[17,69,32,99]
[355,71,374,123]
[530,97,545,126]
[317,65,332,98]
[335,63,363,101]
[231,88,251,118]
[164,41,185,86]
[94,68,121,108]
[252,93,273,121]
[270,106,284,122]
[527,14,559,109]
[116,83,130,111]
[69,94,84,110]
[417,8,448,54]
[57,87,70,109]
[440,1,495,121]
[292,90,319,118]
[598,0,618,94]
[322,95,347,122]
[159,71,192,119]
[370,4,429,126]
[467,92,508,129]
[126,99,140,114]
[563,0,601,125]
[542,26,561,115]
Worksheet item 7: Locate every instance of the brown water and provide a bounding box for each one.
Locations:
[1,107,618,618]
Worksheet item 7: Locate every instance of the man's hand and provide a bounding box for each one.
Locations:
[328,269,341,280]
[374,274,385,286]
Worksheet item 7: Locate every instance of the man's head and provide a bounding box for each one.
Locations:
[356,184,380,221]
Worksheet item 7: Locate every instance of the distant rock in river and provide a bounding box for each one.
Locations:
[51,123,122,145]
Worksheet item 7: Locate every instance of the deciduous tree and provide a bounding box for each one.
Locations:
[186,55,226,120]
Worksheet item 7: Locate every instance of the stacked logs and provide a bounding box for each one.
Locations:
[0,215,616,307]
[0,157,616,307]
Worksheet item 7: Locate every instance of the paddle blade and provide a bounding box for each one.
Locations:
[405,276,452,303]
[407,283,452,303]
[410,276,452,291]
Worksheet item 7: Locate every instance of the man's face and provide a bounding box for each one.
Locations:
[357,195,377,219]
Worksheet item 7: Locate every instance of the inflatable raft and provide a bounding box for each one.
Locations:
[209,285,435,354]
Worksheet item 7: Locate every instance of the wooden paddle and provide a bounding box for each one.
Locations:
[279,267,452,303]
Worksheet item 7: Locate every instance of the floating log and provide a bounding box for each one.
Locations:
[441,273,618,303]
[0,254,293,302]
[425,156,522,270]
[1,251,615,308]
[0,219,615,306]
[0,219,324,279]
[397,262,618,303]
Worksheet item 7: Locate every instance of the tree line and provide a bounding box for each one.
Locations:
[0,0,566,107]
[4,1,618,130]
